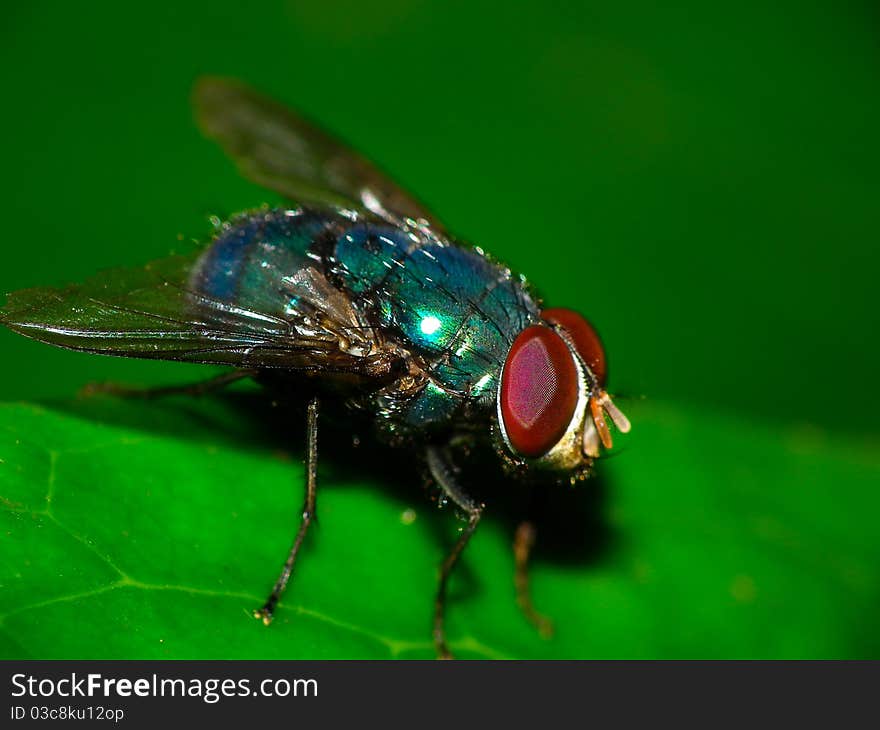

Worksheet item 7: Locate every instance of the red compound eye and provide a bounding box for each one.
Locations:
[500,326,579,458]
[541,308,607,386]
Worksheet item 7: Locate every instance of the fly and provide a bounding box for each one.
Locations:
[0,78,631,658]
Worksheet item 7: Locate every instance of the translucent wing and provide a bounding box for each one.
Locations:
[0,251,402,380]
[194,77,446,233]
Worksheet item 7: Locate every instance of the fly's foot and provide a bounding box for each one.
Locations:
[524,608,555,640]
[433,630,454,660]
[253,606,275,626]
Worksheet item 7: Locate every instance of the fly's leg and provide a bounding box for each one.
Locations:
[254,395,319,624]
[513,521,554,638]
[426,445,484,660]
[80,369,258,399]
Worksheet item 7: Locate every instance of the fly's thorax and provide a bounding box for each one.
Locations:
[495,310,630,478]
[330,221,540,432]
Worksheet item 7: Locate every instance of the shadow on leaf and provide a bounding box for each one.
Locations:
[45,382,619,583]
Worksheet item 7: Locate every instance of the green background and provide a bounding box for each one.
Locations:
[1,1,877,658]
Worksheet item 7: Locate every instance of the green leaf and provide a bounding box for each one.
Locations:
[0,396,878,659]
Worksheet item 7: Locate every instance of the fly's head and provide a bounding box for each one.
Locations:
[495,308,630,483]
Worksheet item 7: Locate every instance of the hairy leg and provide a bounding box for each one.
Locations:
[80,369,257,399]
[425,445,484,660]
[254,395,320,624]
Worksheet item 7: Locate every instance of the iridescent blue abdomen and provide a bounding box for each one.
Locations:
[191,209,335,313]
